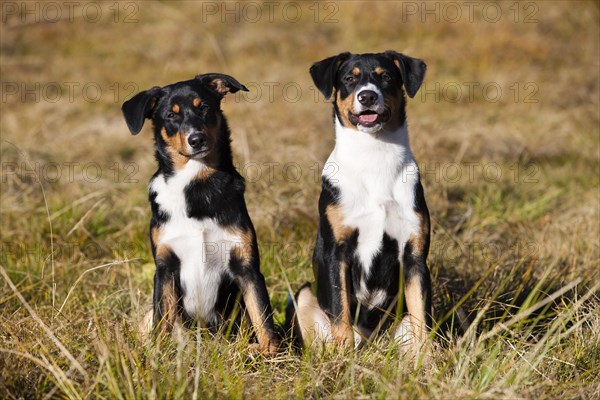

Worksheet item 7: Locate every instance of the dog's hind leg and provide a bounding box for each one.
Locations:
[289,283,332,347]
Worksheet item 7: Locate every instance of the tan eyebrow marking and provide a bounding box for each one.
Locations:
[192,98,200,107]
[352,67,360,76]
[374,67,384,75]
[171,104,180,113]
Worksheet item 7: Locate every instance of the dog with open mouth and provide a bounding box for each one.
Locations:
[287,51,432,351]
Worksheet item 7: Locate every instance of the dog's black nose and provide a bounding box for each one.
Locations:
[188,133,206,149]
[357,90,378,107]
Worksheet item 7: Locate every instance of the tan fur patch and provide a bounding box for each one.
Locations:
[171,103,180,113]
[352,67,360,76]
[242,287,278,354]
[331,261,353,345]
[407,234,425,256]
[226,226,254,265]
[407,212,429,255]
[160,127,188,170]
[196,166,216,181]
[335,90,356,129]
[405,277,427,342]
[155,245,172,266]
[192,98,201,107]
[325,204,354,243]
[295,286,332,345]
[374,66,384,75]
[151,225,161,247]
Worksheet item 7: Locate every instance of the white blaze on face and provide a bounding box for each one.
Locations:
[353,82,384,114]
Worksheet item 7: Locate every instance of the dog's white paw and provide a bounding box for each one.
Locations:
[394,315,415,347]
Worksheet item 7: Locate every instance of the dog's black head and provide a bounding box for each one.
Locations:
[122,73,248,170]
[310,51,426,134]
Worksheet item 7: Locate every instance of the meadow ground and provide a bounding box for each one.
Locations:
[1,1,599,398]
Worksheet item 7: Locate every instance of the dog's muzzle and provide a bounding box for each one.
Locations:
[349,89,390,129]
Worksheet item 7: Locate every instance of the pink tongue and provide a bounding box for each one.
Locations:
[358,113,378,123]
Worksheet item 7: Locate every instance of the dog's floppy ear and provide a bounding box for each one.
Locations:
[384,51,426,98]
[309,52,351,99]
[121,86,163,135]
[196,73,249,96]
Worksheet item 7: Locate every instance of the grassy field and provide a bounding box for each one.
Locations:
[1,1,599,398]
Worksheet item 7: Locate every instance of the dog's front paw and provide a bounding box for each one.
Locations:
[247,341,279,357]
[394,315,415,348]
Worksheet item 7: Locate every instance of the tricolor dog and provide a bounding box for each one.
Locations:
[122,73,279,354]
[287,51,432,350]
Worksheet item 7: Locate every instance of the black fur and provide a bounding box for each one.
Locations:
[310,51,426,100]
[122,74,279,352]
[288,52,432,347]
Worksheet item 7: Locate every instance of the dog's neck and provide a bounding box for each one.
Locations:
[332,118,416,170]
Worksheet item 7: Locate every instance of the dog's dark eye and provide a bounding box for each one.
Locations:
[344,75,357,84]
[381,73,391,82]
[166,112,176,120]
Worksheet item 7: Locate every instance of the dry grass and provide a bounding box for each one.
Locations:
[1,1,599,398]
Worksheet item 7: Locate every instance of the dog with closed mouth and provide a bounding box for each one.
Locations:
[287,51,432,350]
[122,73,279,354]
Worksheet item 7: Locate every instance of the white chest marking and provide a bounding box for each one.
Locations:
[326,120,421,283]
[149,161,242,325]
